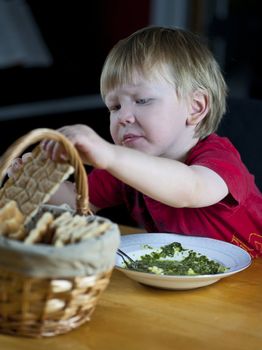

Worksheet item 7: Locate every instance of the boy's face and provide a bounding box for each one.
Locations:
[104,72,197,160]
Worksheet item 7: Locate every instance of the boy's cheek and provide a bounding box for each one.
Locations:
[109,127,118,144]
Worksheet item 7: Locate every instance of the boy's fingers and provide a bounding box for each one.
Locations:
[11,158,23,169]
[51,142,68,161]
[6,168,14,178]
[6,158,23,177]
[40,139,68,162]
[40,139,49,151]
[6,153,32,178]
[21,153,33,163]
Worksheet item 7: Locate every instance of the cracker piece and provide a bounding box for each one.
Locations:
[24,212,54,244]
[0,201,26,239]
[8,228,28,241]
[80,221,111,240]
[51,212,111,246]
[0,146,74,224]
[51,212,86,246]
[0,200,24,223]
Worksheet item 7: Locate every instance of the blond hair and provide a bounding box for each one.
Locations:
[100,26,227,139]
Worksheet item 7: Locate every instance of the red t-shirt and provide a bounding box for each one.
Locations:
[89,134,262,258]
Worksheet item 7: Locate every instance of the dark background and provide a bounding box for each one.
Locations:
[0,0,151,106]
[0,1,261,218]
[0,0,151,147]
[1,1,262,106]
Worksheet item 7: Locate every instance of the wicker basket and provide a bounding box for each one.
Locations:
[0,128,120,337]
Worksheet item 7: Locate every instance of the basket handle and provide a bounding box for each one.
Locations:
[0,128,91,215]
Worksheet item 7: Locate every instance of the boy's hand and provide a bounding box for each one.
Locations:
[41,124,114,169]
[6,153,33,177]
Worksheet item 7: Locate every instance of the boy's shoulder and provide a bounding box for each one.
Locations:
[199,133,235,148]
[188,133,239,161]
[187,133,261,202]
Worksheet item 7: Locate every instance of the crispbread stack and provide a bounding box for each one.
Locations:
[0,200,112,246]
[0,145,74,224]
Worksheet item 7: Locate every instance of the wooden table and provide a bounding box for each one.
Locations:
[0,225,261,350]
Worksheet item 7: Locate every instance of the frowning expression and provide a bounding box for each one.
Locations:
[105,74,193,160]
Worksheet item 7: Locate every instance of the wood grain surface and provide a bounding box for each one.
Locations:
[0,225,261,350]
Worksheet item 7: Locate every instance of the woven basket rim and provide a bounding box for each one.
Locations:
[0,205,120,278]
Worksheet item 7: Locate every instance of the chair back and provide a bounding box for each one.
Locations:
[218,98,262,191]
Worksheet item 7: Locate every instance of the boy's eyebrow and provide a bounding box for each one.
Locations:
[104,94,118,106]
[104,78,161,101]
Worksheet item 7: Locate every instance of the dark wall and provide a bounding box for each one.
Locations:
[208,0,262,100]
[0,2,106,106]
[0,0,150,107]
[217,98,262,191]
[0,107,110,155]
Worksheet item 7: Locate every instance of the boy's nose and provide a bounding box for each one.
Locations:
[117,108,135,125]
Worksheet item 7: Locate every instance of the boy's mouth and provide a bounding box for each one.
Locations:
[121,133,143,146]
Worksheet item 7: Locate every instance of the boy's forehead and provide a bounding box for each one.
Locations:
[104,74,175,102]
[101,61,174,98]
[129,66,169,81]
[106,68,169,91]
[104,80,149,101]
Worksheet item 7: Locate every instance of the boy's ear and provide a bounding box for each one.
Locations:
[186,91,209,126]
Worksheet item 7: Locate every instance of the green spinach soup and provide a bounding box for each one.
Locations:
[125,242,228,276]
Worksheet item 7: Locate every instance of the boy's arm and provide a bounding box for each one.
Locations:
[48,181,100,213]
[106,145,229,209]
[44,125,228,209]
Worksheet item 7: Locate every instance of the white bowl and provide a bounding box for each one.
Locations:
[115,233,252,290]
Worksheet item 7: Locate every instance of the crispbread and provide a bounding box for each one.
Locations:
[24,212,54,244]
[0,202,112,246]
[0,201,26,240]
[0,146,74,224]
[51,212,112,247]
[51,212,89,246]
[0,200,111,246]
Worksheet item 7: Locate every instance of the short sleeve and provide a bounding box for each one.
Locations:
[186,135,254,204]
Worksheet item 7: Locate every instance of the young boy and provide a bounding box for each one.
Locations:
[13,26,262,257]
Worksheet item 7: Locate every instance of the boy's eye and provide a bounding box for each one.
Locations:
[136,98,148,105]
[108,104,121,112]
[136,98,151,104]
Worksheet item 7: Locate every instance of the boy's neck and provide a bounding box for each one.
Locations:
[174,136,200,163]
